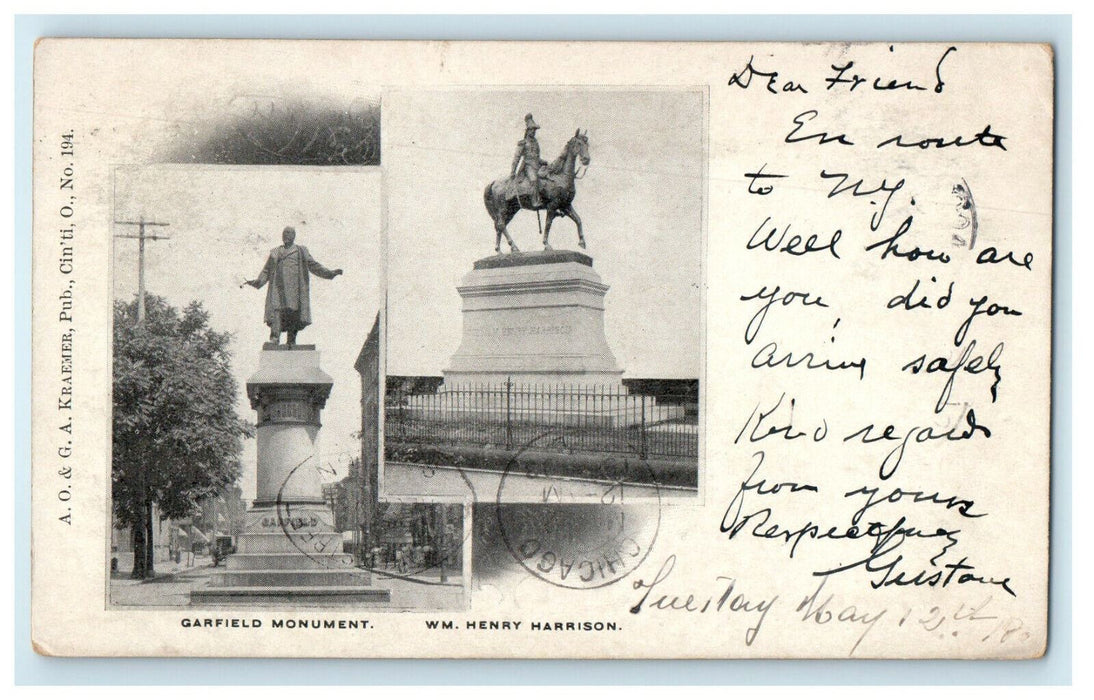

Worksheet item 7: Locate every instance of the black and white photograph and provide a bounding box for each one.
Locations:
[106,95,467,611]
[28,38,1057,662]
[382,89,705,504]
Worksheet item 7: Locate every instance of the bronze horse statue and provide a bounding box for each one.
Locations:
[484,129,590,253]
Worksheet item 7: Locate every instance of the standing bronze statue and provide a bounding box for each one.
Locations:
[485,116,590,254]
[243,226,343,347]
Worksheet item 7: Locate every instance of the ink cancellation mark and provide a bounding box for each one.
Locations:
[952,178,978,249]
[493,431,662,590]
[274,458,356,570]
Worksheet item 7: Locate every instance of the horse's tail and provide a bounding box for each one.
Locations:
[483,183,494,215]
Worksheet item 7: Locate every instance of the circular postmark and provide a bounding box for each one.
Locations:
[951,177,978,250]
[493,431,662,590]
[273,457,466,584]
[273,457,356,570]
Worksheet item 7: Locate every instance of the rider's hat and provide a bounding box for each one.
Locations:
[524,113,540,131]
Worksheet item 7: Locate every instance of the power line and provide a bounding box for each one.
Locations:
[114,218,171,324]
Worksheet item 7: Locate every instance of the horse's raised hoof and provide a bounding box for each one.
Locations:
[579,241,587,249]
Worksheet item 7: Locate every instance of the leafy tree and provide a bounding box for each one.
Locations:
[160,99,381,166]
[113,295,252,579]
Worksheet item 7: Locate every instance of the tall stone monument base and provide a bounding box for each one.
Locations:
[192,346,389,605]
[443,250,625,387]
[416,250,683,428]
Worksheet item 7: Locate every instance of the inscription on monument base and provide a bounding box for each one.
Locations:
[467,324,574,338]
[257,398,321,426]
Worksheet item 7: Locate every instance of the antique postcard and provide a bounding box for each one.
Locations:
[31,40,1053,658]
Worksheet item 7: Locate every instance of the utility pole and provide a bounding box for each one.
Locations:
[114,218,170,323]
[113,217,169,580]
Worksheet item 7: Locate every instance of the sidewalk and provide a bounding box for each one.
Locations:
[385,459,696,500]
[371,564,464,587]
[111,552,214,585]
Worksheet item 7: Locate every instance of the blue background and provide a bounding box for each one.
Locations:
[13,13,1072,685]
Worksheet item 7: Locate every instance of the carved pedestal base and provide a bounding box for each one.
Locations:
[191,347,389,606]
[444,250,624,387]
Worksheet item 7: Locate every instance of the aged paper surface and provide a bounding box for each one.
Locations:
[31,40,1052,658]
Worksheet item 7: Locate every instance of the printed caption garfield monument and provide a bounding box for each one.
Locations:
[192,227,389,604]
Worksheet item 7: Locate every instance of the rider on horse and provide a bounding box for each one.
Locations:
[486,119,590,253]
[511,113,544,207]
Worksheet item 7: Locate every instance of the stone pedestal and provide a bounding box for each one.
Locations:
[443,250,624,387]
[407,250,682,428]
[191,345,389,606]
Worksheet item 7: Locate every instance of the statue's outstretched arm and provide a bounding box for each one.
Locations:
[245,255,273,288]
[304,248,343,280]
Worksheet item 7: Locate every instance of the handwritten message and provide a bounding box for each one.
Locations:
[726,44,1045,655]
[629,44,1049,658]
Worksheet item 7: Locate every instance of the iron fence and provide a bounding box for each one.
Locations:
[385,380,698,460]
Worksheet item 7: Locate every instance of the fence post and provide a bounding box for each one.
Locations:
[397,387,405,440]
[640,394,647,460]
[506,377,513,450]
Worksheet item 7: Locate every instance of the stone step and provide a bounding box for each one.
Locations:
[226,553,355,570]
[191,585,390,605]
[210,569,372,587]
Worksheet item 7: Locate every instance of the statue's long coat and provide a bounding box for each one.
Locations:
[252,244,338,329]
